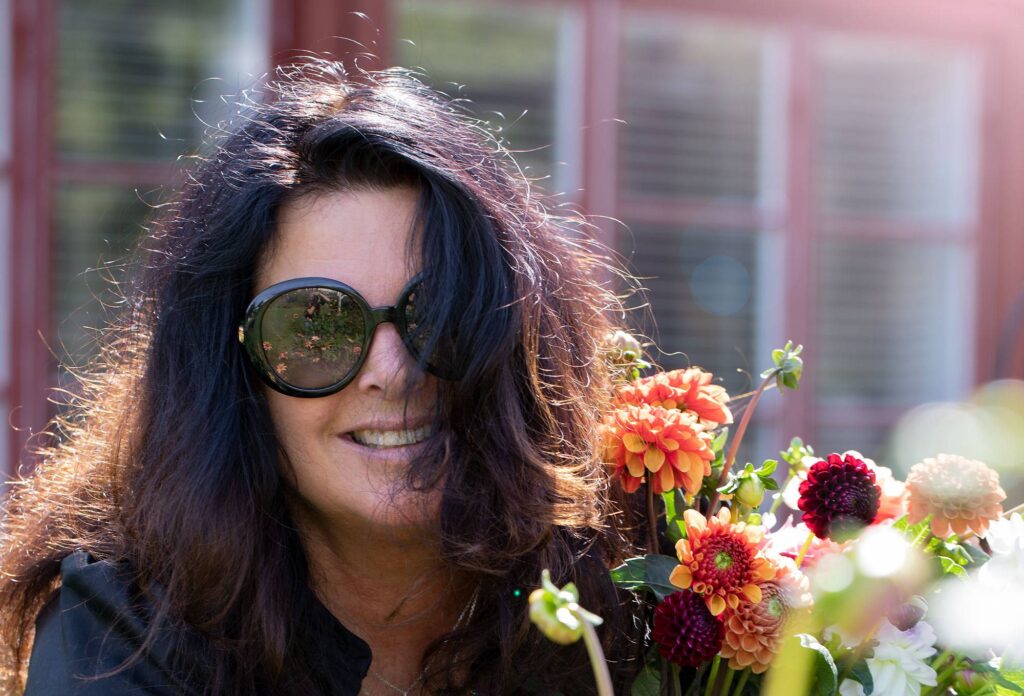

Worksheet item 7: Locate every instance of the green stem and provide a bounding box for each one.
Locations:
[717,668,735,696]
[929,648,953,671]
[731,670,750,696]
[685,663,709,696]
[704,657,721,696]
[707,372,776,514]
[581,620,614,696]
[932,659,961,695]
[794,531,815,568]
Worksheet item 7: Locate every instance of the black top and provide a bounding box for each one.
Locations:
[24,550,373,695]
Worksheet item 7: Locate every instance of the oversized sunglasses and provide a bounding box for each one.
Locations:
[238,275,457,397]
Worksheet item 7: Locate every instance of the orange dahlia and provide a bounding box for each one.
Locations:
[720,555,812,673]
[602,404,714,495]
[616,368,733,426]
[906,453,1006,538]
[663,368,734,426]
[669,508,777,616]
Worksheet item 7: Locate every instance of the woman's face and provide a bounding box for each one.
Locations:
[257,186,441,536]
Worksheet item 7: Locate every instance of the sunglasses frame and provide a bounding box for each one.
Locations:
[238,274,437,398]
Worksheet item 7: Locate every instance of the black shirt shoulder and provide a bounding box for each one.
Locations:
[25,550,198,694]
[24,551,373,695]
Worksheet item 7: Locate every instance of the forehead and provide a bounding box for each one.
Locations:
[257,186,421,305]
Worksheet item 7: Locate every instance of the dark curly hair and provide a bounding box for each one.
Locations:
[0,60,647,695]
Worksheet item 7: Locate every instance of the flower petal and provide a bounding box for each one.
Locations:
[669,565,692,589]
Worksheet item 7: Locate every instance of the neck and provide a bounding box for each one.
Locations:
[290,499,475,691]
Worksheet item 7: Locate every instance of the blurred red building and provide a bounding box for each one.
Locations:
[4,0,1024,478]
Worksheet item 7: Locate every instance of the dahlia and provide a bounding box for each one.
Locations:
[720,555,812,673]
[652,590,725,668]
[663,368,733,426]
[601,404,714,494]
[798,452,881,541]
[906,453,1006,538]
[784,451,906,524]
[616,368,733,427]
[872,461,909,523]
[669,508,776,616]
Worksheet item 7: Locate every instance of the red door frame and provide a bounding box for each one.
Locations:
[8,0,56,476]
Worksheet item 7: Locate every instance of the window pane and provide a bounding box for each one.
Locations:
[626,226,782,398]
[53,185,150,369]
[816,36,981,226]
[394,0,578,190]
[57,0,269,161]
[815,236,974,406]
[813,425,892,472]
[621,16,779,204]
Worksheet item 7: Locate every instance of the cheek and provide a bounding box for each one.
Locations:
[264,390,333,468]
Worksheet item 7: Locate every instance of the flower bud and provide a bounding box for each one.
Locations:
[529,588,583,645]
[735,476,766,508]
[888,595,928,631]
[954,669,994,694]
[528,569,603,646]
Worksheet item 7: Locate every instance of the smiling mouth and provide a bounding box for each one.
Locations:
[349,425,435,448]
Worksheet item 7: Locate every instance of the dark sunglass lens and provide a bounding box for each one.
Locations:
[260,288,365,389]
[401,282,460,378]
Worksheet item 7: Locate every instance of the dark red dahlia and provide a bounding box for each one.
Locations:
[798,452,881,541]
[652,590,724,667]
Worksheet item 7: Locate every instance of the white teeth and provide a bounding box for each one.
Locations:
[351,425,434,448]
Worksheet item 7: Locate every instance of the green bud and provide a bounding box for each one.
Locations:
[735,476,766,508]
[528,569,603,646]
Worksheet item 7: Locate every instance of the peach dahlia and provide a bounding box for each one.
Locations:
[906,453,1006,538]
[720,555,812,673]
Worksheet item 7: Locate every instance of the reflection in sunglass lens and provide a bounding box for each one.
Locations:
[260,288,365,389]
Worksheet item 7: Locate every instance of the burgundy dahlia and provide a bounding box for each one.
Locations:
[652,590,725,667]
[798,452,881,541]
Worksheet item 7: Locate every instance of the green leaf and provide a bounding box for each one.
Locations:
[609,554,681,601]
[993,667,1024,694]
[760,459,779,477]
[938,555,967,576]
[762,477,780,491]
[662,489,688,544]
[631,663,661,696]
[773,348,785,364]
[712,427,730,454]
[848,658,874,695]
[796,633,838,696]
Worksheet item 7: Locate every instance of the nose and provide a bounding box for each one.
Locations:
[354,321,424,398]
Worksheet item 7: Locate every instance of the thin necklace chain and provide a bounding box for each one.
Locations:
[363,586,480,696]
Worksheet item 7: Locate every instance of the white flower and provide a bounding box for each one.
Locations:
[863,620,938,696]
[986,512,1024,555]
[838,679,866,696]
[979,513,1024,591]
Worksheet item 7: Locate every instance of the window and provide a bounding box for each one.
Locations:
[53,0,270,372]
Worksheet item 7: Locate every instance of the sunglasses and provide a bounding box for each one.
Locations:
[238,274,457,397]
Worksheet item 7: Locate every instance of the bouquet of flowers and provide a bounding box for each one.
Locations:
[530,336,1024,696]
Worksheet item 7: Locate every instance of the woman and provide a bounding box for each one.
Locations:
[0,61,644,695]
